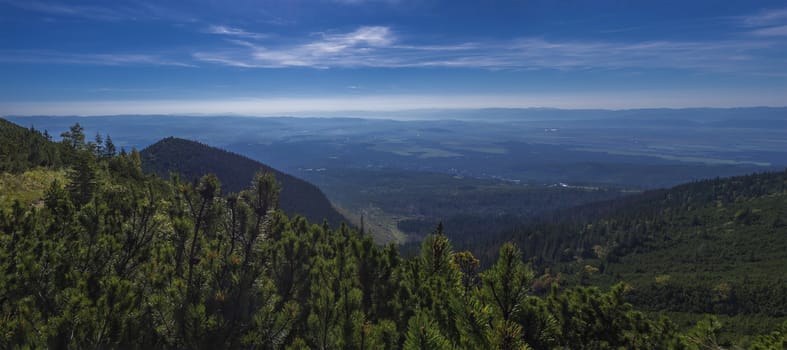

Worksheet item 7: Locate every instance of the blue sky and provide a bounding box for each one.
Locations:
[1,0,787,115]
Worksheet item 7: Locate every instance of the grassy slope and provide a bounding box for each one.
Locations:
[0,168,67,208]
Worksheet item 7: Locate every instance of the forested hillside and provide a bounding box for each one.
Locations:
[457,170,787,342]
[140,137,346,227]
[0,118,64,173]
[1,117,786,349]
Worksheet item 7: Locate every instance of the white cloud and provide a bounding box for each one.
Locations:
[206,25,268,39]
[750,24,787,37]
[192,26,786,75]
[194,26,397,68]
[740,8,787,27]
[330,0,401,5]
[737,7,787,38]
[318,26,394,47]
[0,0,196,22]
[0,50,194,67]
[0,0,121,20]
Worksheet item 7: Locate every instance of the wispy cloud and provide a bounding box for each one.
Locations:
[330,0,401,5]
[192,25,786,75]
[205,25,268,39]
[738,7,787,38]
[0,50,194,67]
[194,26,397,68]
[0,0,191,22]
[740,8,787,27]
[0,0,127,20]
[750,24,787,37]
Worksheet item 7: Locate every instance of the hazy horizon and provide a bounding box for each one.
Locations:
[5,104,787,120]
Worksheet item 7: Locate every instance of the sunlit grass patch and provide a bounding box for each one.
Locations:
[0,168,68,207]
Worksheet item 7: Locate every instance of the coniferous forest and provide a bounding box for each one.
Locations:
[1,119,786,349]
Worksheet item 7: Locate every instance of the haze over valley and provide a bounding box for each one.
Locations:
[10,108,785,243]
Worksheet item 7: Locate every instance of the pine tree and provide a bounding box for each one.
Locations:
[104,134,116,158]
[60,123,86,150]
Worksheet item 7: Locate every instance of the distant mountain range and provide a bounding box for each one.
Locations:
[140,137,346,227]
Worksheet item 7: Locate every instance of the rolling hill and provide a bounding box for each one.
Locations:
[140,137,346,227]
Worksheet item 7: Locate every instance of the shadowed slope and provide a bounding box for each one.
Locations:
[141,137,346,227]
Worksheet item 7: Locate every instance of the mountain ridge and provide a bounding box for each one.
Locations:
[449,168,787,341]
[140,136,347,227]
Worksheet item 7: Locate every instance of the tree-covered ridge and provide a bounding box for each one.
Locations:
[0,118,65,173]
[140,137,346,228]
[481,169,787,263]
[0,118,121,174]
[458,169,787,342]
